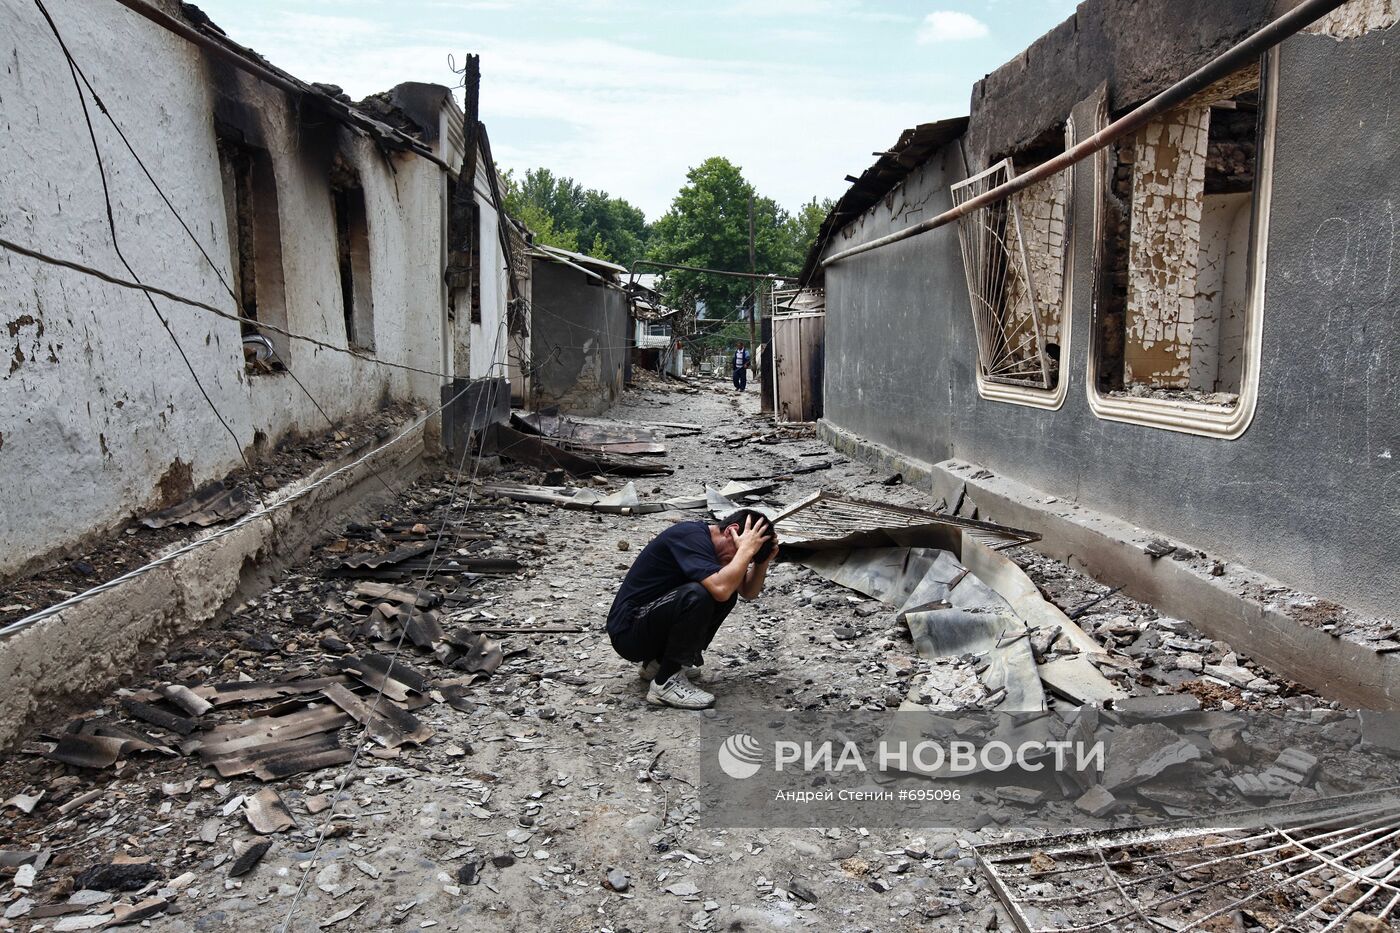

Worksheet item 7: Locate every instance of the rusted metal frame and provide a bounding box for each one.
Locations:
[975,788,1400,864]
[954,185,1051,381]
[1012,811,1400,908]
[975,789,1400,933]
[1159,824,1400,933]
[821,0,1349,268]
[107,0,451,171]
[1271,823,1400,930]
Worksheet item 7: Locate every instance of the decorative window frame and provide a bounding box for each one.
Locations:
[970,117,1076,411]
[1085,49,1277,439]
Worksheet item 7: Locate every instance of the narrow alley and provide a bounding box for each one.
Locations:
[3,0,1400,931]
[1,375,1391,932]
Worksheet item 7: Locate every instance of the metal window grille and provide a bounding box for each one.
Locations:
[951,159,1052,389]
[976,790,1400,932]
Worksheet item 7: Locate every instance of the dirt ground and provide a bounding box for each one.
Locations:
[0,379,1343,933]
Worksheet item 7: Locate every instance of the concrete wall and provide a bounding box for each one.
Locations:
[820,13,1400,617]
[529,259,629,415]
[0,0,457,576]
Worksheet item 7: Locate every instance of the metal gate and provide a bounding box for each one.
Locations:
[771,309,825,423]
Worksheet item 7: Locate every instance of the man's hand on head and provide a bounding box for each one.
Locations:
[729,515,772,561]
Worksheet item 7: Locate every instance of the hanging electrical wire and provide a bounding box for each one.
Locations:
[33,0,253,473]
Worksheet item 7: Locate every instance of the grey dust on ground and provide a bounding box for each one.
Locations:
[0,378,1336,933]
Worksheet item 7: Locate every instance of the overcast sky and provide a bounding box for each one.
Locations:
[197,1,1078,219]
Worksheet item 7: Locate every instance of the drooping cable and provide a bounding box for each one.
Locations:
[33,0,253,473]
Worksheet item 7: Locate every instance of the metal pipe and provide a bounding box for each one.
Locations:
[628,259,788,282]
[821,0,1347,268]
[108,0,452,171]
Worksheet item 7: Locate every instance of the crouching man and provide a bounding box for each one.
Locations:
[607,511,776,709]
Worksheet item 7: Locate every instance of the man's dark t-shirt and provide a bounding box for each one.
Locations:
[607,522,725,632]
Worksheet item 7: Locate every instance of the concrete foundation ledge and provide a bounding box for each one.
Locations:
[817,419,938,489]
[817,419,1400,709]
[0,419,430,748]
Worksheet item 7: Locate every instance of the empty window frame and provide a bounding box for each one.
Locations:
[1090,55,1273,437]
[216,133,288,373]
[951,122,1073,407]
[330,157,375,350]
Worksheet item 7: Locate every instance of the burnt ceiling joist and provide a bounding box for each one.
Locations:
[798,115,968,286]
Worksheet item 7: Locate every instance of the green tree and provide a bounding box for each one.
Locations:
[647,157,793,320]
[511,167,585,233]
[577,190,649,265]
[502,169,579,251]
[784,196,834,276]
[500,167,650,265]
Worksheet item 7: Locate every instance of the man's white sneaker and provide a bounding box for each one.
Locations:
[646,672,714,709]
[638,661,702,683]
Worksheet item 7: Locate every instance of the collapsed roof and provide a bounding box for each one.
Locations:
[797,116,968,287]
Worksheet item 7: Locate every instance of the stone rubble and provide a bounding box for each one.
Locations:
[0,378,1380,932]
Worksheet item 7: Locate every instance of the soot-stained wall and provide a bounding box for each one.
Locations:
[821,19,1400,616]
[0,0,459,576]
[529,260,630,415]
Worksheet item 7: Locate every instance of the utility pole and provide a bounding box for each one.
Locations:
[447,54,481,296]
[746,195,757,365]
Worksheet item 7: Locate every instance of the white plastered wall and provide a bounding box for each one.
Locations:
[468,175,511,379]
[0,0,449,575]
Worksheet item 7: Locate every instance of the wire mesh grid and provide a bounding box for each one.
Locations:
[975,791,1400,933]
[951,159,1052,389]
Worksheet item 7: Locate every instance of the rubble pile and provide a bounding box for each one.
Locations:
[0,479,549,929]
[0,385,1391,932]
[0,405,419,631]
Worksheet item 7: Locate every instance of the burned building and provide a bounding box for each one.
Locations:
[528,245,631,415]
[0,0,513,727]
[807,0,1400,702]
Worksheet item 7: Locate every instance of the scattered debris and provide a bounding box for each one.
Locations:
[140,480,250,529]
[228,839,273,877]
[0,383,1364,933]
[244,787,296,834]
[487,423,672,476]
[977,791,1400,932]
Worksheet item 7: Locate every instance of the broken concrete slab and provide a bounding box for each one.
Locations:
[1074,785,1118,817]
[1101,723,1202,791]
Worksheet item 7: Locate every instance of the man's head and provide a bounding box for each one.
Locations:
[711,509,775,564]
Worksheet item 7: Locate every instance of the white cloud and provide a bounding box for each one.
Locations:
[916,10,989,43]
[209,12,947,217]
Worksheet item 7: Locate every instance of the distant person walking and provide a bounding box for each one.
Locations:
[732,343,750,392]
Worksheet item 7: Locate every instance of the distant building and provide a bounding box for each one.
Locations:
[528,245,631,414]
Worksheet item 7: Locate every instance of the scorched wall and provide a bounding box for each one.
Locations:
[820,9,1400,616]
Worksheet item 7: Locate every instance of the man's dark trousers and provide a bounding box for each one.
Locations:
[732,366,747,391]
[609,582,735,668]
